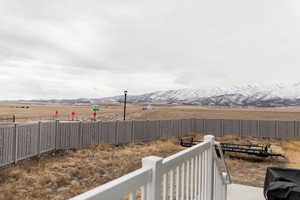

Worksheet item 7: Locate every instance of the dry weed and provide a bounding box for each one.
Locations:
[0,139,183,200]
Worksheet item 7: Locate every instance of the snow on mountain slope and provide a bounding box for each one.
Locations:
[102,83,300,107]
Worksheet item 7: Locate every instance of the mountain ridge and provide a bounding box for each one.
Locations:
[102,83,300,107]
[4,83,300,107]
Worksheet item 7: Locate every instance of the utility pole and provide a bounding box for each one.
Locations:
[123,90,128,120]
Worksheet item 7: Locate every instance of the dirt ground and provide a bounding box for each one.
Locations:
[0,104,142,123]
[136,105,300,121]
[2,103,300,123]
[281,139,300,169]
[0,135,295,200]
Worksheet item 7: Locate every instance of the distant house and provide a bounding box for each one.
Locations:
[142,104,153,110]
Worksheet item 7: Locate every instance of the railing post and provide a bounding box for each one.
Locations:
[204,135,215,200]
[142,156,163,200]
[222,172,228,200]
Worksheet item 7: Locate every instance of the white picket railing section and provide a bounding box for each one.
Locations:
[71,135,230,200]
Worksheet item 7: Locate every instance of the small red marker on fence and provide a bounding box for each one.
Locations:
[71,112,76,121]
[92,112,97,121]
[53,111,59,120]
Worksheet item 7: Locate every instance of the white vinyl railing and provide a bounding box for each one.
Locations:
[71,135,230,200]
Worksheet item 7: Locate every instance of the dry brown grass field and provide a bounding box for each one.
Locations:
[0,103,142,122]
[136,105,300,120]
[2,103,300,123]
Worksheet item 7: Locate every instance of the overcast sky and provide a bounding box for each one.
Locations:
[1,0,300,99]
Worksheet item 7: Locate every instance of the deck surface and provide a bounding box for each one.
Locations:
[227,184,265,200]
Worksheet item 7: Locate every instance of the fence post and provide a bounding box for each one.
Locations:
[194,118,197,133]
[175,119,179,138]
[221,119,224,137]
[97,121,102,144]
[191,118,194,134]
[131,120,134,143]
[181,119,184,136]
[55,120,59,150]
[203,119,206,134]
[294,120,297,138]
[158,120,162,138]
[239,120,242,138]
[115,121,119,145]
[146,120,150,140]
[37,121,41,156]
[13,123,18,164]
[78,121,82,148]
[257,120,260,137]
[204,135,215,200]
[275,120,279,138]
[142,156,163,200]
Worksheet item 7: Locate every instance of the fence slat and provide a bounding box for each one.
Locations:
[259,120,276,137]
[223,119,240,136]
[16,122,39,161]
[240,120,258,137]
[194,119,204,134]
[40,121,56,153]
[81,122,99,147]
[133,120,149,142]
[277,120,295,138]
[116,120,133,144]
[0,125,14,167]
[57,121,80,149]
[204,119,222,137]
[101,121,117,144]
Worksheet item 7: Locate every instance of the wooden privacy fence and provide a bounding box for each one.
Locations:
[1,118,300,168]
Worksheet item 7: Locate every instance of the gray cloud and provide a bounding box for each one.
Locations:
[0,0,300,99]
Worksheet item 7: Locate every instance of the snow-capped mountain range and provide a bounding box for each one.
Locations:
[102,83,300,107]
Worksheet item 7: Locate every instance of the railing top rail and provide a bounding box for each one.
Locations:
[162,141,210,172]
[70,167,152,200]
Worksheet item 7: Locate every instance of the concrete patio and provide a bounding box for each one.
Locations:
[228,184,265,200]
